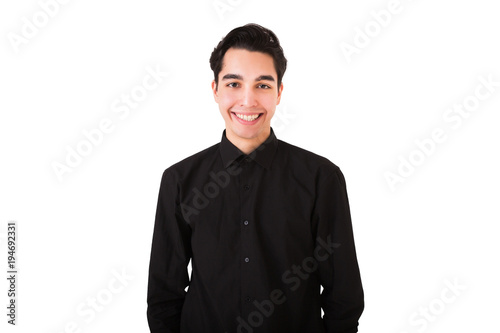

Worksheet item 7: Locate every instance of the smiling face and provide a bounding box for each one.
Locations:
[212,48,283,153]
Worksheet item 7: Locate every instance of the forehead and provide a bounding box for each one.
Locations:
[220,48,276,77]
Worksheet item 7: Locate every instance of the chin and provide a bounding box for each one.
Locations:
[233,128,258,139]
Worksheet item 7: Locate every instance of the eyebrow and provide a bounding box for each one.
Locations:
[221,74,275,82]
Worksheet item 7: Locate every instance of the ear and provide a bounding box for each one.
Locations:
[211,80,219,102]
[276,82,284,105]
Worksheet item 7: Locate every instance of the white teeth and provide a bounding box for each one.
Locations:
[235,113,260,121]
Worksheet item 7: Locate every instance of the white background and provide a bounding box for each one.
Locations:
[1,0,499,332]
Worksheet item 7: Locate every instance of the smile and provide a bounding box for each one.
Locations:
[232,112,263,123]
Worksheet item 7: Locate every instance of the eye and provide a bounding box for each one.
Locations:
[257,84,271,89]
[227,82,239,88]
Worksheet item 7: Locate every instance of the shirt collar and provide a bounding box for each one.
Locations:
[220,127,278,170]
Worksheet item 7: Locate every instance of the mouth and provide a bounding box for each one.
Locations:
[231,112,264,124]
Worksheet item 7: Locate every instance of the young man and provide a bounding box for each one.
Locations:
[147,23,364,333]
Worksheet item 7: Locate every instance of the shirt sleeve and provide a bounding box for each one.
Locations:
[313,165,364,333]
[147,169,192,333]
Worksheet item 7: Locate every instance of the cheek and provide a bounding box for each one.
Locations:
[265,109,276,120]
[218,94,236,109]
[220,94,233,103]
[262,95,278,111]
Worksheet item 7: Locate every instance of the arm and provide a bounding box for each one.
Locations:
[313,166,364,333]
[147,169,192,333]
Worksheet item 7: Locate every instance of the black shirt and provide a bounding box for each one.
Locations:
[147,128,364,333]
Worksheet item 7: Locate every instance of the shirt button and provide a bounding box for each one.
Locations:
[244,257,250,263]
[243,220,249,226]
[243,184,250,190]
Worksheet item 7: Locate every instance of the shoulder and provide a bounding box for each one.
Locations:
[276,139,350,193]
[277,139,341,177]
[161,142,220,181]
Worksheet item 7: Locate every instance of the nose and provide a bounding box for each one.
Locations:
[239,86,257,108]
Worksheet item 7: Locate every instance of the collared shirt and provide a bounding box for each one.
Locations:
[147,128,364,333]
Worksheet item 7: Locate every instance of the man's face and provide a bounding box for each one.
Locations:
[212,48,283,143]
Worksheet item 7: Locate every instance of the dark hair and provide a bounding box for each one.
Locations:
[209,23,287,91]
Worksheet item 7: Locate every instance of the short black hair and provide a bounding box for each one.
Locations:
[209,23,287,91]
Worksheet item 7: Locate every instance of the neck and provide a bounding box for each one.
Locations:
[226,128,271,155]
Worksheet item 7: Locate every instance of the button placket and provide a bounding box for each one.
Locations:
[239,157,253,314]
